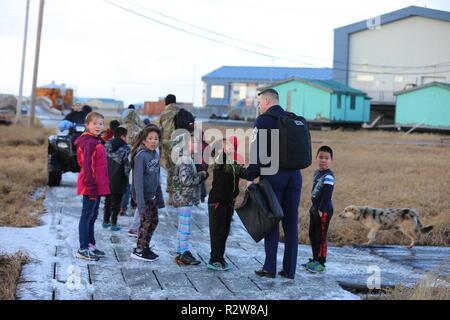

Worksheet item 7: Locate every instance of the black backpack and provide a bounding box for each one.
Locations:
[174,108,195,132]
[265,111,312,170]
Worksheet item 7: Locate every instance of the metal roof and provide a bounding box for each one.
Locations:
[394,82,450,95]
[202,66,332,81]
[263,77,369,96]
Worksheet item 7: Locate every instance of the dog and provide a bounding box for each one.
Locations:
[338,205,433,248]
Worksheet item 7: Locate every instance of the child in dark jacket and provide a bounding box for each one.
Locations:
[102,127,130,231]
[303,145,335,273]
[129,126,164,262]
[75,111,110,261]
[207,136,245,271]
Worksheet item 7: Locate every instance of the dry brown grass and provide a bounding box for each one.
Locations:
[0,251,28,300]
[383,273,450,300]
[201,124,450,246]
[0,122,51,227]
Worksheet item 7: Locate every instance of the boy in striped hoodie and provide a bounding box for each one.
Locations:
[303,145,335,273]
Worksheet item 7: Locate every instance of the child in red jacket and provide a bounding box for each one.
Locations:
[75,111,110,261]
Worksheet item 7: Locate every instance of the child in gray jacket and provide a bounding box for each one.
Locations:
[129,126,164,262]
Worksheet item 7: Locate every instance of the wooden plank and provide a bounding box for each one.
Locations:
[121,268,161,291]
[186,272,235,299]
[153,270,194,290]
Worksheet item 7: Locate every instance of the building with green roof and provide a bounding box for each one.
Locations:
[262,77,371,123]
[394,82,450,128]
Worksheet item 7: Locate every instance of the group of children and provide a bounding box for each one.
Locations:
[75,110,336,275]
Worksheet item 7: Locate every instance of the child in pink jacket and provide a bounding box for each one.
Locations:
[74,111,110,261]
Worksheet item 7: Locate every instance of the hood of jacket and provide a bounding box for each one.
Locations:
[75,132,101,149]
[109,137,127,152]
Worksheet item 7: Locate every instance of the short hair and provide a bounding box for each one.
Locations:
[82,105,92,114]
[165,94,176,106]
[114,126,128,138]
[85,111,104,124]
[258,88,279,101]
[109,120,120,130]
[316,145,333,159]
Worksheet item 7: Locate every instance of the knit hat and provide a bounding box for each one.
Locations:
[128,104,135,109]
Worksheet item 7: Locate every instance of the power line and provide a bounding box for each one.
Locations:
[118,0,450,70]
[104,0,450,76]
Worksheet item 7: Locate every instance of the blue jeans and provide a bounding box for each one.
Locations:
[79,195,100,250]
[120,184,130,210]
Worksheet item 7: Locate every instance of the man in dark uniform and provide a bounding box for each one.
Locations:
[246,88,302,279]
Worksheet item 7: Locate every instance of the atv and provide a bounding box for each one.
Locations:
[47,123,85,186]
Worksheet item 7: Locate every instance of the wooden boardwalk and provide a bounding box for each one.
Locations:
[14,172,449,300]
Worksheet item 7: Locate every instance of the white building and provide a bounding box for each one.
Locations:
[333,6,450,106]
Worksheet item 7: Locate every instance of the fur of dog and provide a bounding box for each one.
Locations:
[338,205,433,248]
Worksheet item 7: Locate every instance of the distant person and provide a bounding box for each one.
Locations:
[130,126,164,262]
[124,104,144,147]
[121,104,132,123]
[63,101,85,125]
[246,89,302,279]
[302,146,335,273]
[102,127,131,232]
[172,133,208,266]
[207,137,245,271]
[81,105,93,116]
[101,120,120,142]
[159,94,180,205]
[74,111,110,261]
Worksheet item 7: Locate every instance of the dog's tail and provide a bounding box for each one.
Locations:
[415,214,433,234]
[420,225,433,234]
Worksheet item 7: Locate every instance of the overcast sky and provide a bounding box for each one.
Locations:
[1,0,449,106]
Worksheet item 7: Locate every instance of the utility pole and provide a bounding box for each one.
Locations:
[15,0,30,124]
[28,0,45,127]
[192,65,196,107]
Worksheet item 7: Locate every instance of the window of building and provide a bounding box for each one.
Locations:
[211,85,225,99]
[350,95,356,110]
[239,86,247,99]
[357,74,374,82]
[337,94,342,109]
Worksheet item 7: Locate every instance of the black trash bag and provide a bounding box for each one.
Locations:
[235,178,284,243]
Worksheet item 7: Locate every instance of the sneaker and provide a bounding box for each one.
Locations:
[306,261,325,273]
[207,261,231,271]
[102,223,111,229]
[75,249,99,261]
[127,229,138,237]
[148,248,159,258]
[111,225,121,231]
[176,251,201,265]
[302,259,315,270]
[88,244,105,257]
[130,248,159,262]
[221,260,231,271]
